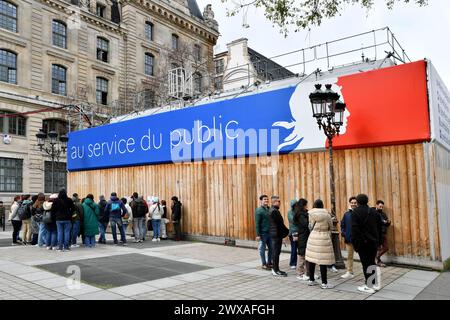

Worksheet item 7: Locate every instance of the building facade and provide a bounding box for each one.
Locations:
[0,0,219,204]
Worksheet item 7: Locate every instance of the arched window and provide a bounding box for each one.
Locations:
[0,110,26,136]
[97,37,109,62]
[96,77,108,105]
[193,72,202,94]
[0,0,17,32]
[145,53,154,76]
[145,21,153,41]
[52,20,67,49]
[171,34,178,50]
[51,64,67,96]
[0,49,16,84]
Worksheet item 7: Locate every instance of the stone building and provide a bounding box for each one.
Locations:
[0,0,219,204]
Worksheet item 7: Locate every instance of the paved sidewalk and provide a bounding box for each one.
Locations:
[0,231,442,300]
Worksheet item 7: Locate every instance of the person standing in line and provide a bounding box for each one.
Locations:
[31,193,45,246]
[305,199,335,289]
[352,194,383,294]
[149,197,163,242]
[130,193,148,243]
[269,196,289,277]
[287,199,298,269]
[71,193,84,248]
[374,200,390,267]
[105,192,128,245]
[0,201,4,229]
[293,198,311,281]
[19,195,33,244]
[341,196,357,279]
[43,194,58,250]
[97,195,109,244]
[52,189,75,252]
[121,197,132,235]
[171,196,182,241]
[82,194,100,248]
[9,196,22,245]
[255,195,273,270]
[160,200,169,240]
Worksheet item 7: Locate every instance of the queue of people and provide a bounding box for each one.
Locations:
[7,190,183,251]
[255,193,391,293]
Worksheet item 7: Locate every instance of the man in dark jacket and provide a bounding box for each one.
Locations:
[171,196,182,241]
[255,195,272,270]
[341,196,357,279]
[351,194,383,294]
[105,192,128,245]
[130,193,148,242]
[51,189,74,251]
[374,200,390,267]
[269,196,289,277]
[71,193,84,248]
[97,195,108,244]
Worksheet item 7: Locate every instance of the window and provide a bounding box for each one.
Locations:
[145,21,153,41]
[44,161,66,193]
[96,77,108,105]
[51,64,67,96]
[0,110,26,136]
[171,34,178,50]
[215,59,224,74]
[52,20,67,49]
[42,119,69,136]
[96,3,105,18]
[0,0,17,32]
[0,49,16,84]
[214,76,222,90]
[194,44,201,61]
[193,72,202,94]
[144,53,154,76]
[97,37,109,62]
[0,157,22,192]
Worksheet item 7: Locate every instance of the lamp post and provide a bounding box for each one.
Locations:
[36,130,68,193]
[309,84,346,269]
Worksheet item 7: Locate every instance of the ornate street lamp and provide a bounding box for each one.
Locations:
[309,84,346,269]
[36,129,68,193]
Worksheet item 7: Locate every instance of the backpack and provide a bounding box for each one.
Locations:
[136,201,148,217]
[18,201,31,220]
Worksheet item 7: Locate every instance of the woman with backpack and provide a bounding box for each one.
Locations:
[150,197,163,242]
[9,195,22,245]
[19,195,33,245]
[82,194,100,248]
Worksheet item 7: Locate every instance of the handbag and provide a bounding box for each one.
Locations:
[42,210,52,224]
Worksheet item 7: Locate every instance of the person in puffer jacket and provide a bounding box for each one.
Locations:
[149,197,163,242]
[105,192,127,245]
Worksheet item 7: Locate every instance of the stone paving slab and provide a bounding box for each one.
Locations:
[108,283,159,296]
[52,284,102,297]
[140,278,186,289]
[73,290,125,300]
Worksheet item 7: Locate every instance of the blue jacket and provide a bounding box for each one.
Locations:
[340,210,353,244]
[105,196,127,220]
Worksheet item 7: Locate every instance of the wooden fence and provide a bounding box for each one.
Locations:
[68,142,440,260]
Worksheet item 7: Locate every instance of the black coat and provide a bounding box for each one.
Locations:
[269,207,289,239]
[51,197,74,221]
[171,201,182,222]
[351,205,383,252]
[293,209,310,256]
[98,199,109,223]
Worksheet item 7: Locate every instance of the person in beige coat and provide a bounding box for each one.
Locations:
[305,199,335,289]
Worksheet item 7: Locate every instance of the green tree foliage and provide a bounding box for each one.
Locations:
[221,0,428,35]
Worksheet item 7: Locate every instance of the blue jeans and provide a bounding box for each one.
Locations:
[84,236,96,248]
[98,221,108,242]
[258,233,273,266]
[152,219,161,238]
[110,218,126,243]
[123,222,129,235]
[45,225,57,248]
[38,222,47,247]
[289,235,298,266]
[71,220,80,245]
[56,221,72,250]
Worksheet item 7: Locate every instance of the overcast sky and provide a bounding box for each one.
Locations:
[196,0,450,86]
